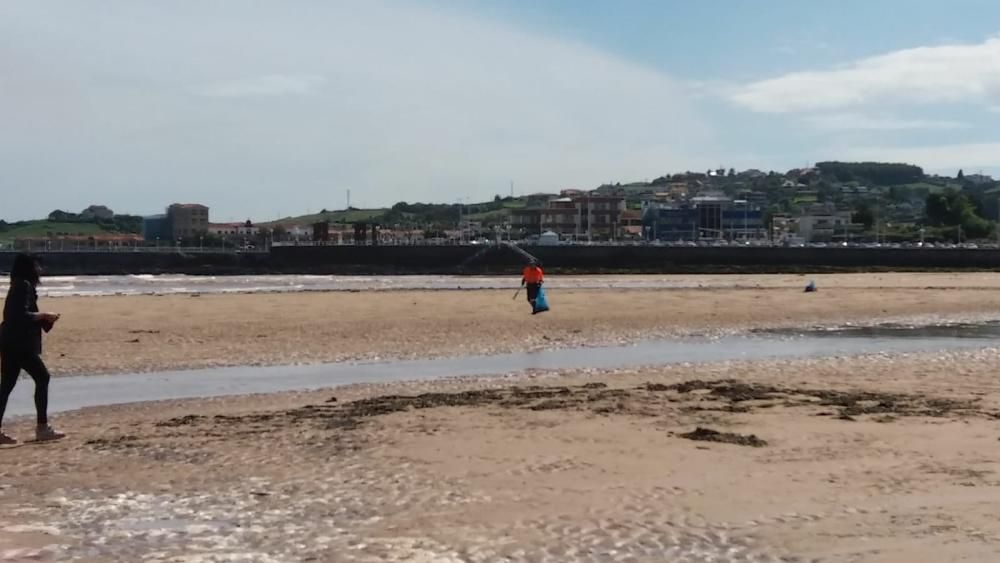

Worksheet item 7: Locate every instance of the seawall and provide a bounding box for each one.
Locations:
[0,251,271,276]
[4,245,1000,276]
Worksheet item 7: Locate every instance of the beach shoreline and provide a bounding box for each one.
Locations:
[34,272,1000,376]
[4,273,1000,561]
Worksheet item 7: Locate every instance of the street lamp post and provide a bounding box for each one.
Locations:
[875,194,881,244]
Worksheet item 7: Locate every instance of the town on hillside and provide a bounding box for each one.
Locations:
[1,162,997,251]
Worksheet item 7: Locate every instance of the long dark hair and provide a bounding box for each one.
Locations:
[10,253,41,286]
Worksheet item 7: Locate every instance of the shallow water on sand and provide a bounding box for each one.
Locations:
[6,322,1000,416]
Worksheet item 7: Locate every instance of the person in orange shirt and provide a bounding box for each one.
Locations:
[520,259,544,312]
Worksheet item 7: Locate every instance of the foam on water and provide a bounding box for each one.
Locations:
[0,274,747,297]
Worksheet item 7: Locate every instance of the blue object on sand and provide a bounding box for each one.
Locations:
[804,280,817,293]
[533,286,550,314]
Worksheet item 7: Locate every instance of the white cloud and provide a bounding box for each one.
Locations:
[804,113,969,132]
[732,36,1000,113]
[197,75,326,98]
[0,1,714,221]
[836,142,1000,172]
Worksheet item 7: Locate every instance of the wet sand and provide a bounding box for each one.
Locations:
[39,272,1000,375]
[3,273,1000,561]
[2,349,1000,561]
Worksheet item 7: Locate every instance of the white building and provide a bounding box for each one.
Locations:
[796,204,856,242]
[538,230,560,246]
[208,221,260,239]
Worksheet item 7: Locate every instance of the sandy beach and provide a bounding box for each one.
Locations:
[2,273,1000,561]
[37,272,1000,376]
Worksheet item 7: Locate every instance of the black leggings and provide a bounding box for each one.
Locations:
[526,283,541,303]
[0,350,50,426]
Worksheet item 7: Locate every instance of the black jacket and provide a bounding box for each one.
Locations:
[1,279,42,355]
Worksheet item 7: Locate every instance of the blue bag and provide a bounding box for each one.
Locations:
[533,286,550,314]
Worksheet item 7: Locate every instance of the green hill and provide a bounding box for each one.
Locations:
[263,208,389,227]
[0,221,111,244]
[266,198,526,228]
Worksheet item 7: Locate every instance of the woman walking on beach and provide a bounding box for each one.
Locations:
[0,254,64,444]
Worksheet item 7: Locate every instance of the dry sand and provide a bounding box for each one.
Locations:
[2,273,1000,561]
[38,272,1000,375]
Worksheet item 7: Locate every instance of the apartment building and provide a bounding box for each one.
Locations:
[511,191,626,240]
[167,203,209,239]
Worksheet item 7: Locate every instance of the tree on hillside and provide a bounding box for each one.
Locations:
[925,189,993,238]
[888,185,912,203]
[814,179,838,203]
[109,214,142,234]
[80,205,114,220]
[47,210,80,222]
[957,169,965,181]
[852,203,875,229]
[925,193,952,225]
[964,215,992,239]
[815,161,924,185]
[926,189,985,226]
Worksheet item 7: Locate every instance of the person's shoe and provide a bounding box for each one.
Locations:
[35,425,65,442]
[0,432,17,445]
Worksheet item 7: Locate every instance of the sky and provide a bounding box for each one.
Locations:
[3,1,1000,221]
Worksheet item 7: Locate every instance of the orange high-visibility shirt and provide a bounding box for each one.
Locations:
[522,265,544,283]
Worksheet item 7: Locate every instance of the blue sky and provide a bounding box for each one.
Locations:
[3,1,1000,221]
[454,0,1000,171]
